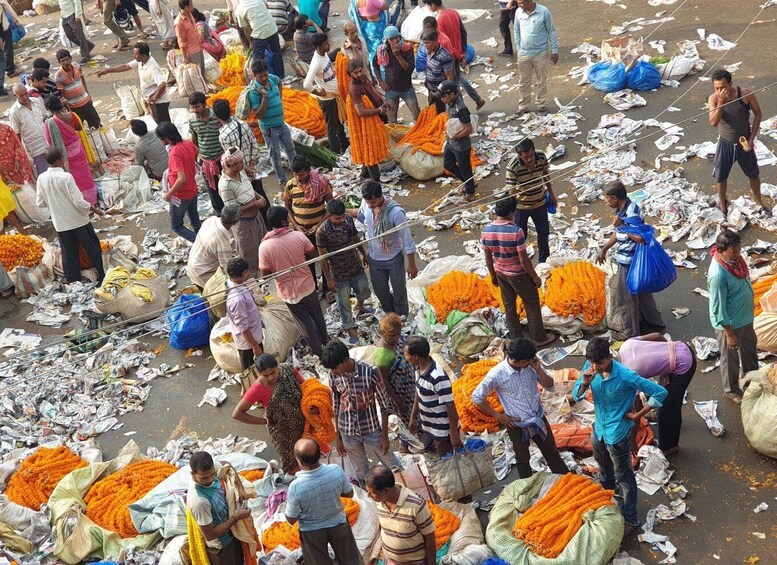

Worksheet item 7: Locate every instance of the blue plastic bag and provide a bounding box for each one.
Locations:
[168,294,210,350]
[9,18,26,44]
[587,61,627,93]
[618,222,677,294]
[626,60,661,91]
[415,44,427,72]
[465,43,474,63]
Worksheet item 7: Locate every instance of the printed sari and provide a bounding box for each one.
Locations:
[0,124,34,186]
[349,0,387,69]
[265,363,306,473]
[43,112,98,205]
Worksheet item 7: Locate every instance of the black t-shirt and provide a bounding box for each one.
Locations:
[375,46,414,92]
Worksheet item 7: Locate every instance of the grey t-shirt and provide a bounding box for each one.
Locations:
[135,133,169,177]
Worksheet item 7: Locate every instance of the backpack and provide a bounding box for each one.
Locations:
[236,82,260,121]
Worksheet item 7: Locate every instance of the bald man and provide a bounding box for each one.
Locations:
[343,21,373,80]
[9,84,49,176]
[285,439,362,565]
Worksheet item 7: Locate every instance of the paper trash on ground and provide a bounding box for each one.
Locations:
[694,400,725,437]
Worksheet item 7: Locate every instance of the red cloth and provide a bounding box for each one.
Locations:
[168,140,199,199]
[437,9,464,61]
[711,246,749,279]
[242,368,304,406]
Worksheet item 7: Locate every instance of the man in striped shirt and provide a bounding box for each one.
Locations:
[54,49,102,128]
[403,336,462,457]
[596,180,664,341]
[367,466,436,565]
[505,138,556,262]
[189,91,225,216]
[481,195,555,347]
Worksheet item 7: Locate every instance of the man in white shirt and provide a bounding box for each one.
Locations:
[235,0,284,79]
[9,84,49,176]
[303,32,348,154]
[58,0,95,64]
[36,147,105,284]
[186,202,240,288]
[97,42,171,123]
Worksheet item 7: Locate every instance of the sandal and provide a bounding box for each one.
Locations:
[476,99,486,110]
[536,332,557,347]
[118,40,131,51]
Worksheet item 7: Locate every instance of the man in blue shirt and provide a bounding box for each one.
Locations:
[573,337,667,532]
[421,29,455,113]
[285,438,361,564]
[514,0,559,116]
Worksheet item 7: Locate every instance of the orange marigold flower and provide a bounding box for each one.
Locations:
[5,446,87,510]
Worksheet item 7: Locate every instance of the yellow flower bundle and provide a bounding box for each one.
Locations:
[399,106,448,155]
[428,503,461,549]
[262,497,359,551]
[208,85,244,115]
[6,446,87,510]
[543,261,606,326]
[753,274,777,316]
[426,271,502,323]
[301,379,336,447]
[239,469,265,482]
[335,52,351,103]
[346,95,389,166]
[451,359,502,433]
[217,53,247,87]
[0,234,44,270]
[512,473,615,558]
[84,460,177,538]
[282,89,327,138]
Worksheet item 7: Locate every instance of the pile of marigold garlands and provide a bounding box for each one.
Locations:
[282,89,327,138]
[544,261,606,326]
[0,234,44,270]
[239,468,265,482]
[399,106,482,169]
[84,460,177,538]
[426,271,502,323]
[5,446,87,510]
[512,473,615,558]
[262,497,359,551]
[753,273,777,316]
[451,358,502,433]
[346,95,389,167]
[217,53,247,87]
[301,379,336,447]
[429,503,461,549]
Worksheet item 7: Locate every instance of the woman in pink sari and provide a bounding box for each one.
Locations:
[42,96,98,205]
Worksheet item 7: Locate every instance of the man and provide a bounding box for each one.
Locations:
[343,21,372,79]
[248,60,297,188]
[708,68,766,215]
[514,0,559,116]
[373,26,420,123]
[130,119,168,179]
[347,59,388,181]
[187,451,252,565]
[35,147,105,284]
[317,198,371,344]
[498,0,518,55]
[186,202,240,288]
[97,42,171,123]
[9,84,48,176]
[404,335,462,457]
[189,91,225,216]
[472,338,567,478]
[366,466,436,565]
[424,0,465,69]
[259,206,329,356]
[420,29,455,113]
[321,340,402,485]
[707,228,756,404]
[226,257,264,371]
[303,33,348,154]
[505,138,556,263]
[285,439,362,565]
[59,0,95,64]
[213,98,263,186]
[236,0,284,78]
[596,180,664,341]
[157,121,201,242]
[353,180,418,317]
[54,49,102,128]
[265,0,293,37]
[572,338,667,532]
[292,15,323,65]
[439,80,475,201]
[481,195,555,346]
[28,67,59,101]
[175,0,205,75]
[95,0,130,51]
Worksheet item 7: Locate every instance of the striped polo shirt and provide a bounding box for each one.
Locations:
[189,110,223,160]
[54,64,90,108]
[480,220,527,276]
[377,486,435,563]
[416,360,454,439]
[614,198,643,266]
[505,151,549,210]
[282,178,332,235]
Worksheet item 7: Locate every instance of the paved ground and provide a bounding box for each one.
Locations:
[3,0,777,562]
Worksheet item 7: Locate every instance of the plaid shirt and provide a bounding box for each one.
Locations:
[218,118,261,168]
[331,361,392,437]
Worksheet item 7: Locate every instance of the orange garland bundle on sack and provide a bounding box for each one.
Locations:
[543,261,606,326]
[300,379,336,448]
[428,503,461,550]
[5,446,87,510]
[426,271,502,323]
[282,89,327,138]
[335,52,351,103]
[208,85,244,115]
[0,234,44,270]
[84,460,177,538]
[239,469,265,482]
[346,95,389,166]
[262,497,359,551]
[217,53,247,87]
[78,240,112,269]
[512,473,615,558]
[451,358,502,433]
[399,106,448,155]
[753,274,777,316]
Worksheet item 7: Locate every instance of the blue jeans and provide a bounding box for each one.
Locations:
[591,433,640,526]
[458,77,482,104]
[169,195,201,243]
[340,428,402,485]
[384,87,421,123]
[259,123,296,185]
[444,144,475,195]
[368,252,408,317]
[335,272,371,329]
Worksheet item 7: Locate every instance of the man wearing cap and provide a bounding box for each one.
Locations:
[439,80,475,201]
[373,26,420,123]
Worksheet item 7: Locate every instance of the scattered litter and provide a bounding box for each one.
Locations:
[635,445,673,495]
[481,37,498,48]
[604,90,647,111]
[671,307,691,319]
[751,532,766,539]
[753,502,769,513]
[197,387,228,407]
[694,400,725,437]
[707,33,737,50]
[692,336,719,359]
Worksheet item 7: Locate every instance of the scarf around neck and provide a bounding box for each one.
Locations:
[301,168,329,203]
[711,246,749,279]
[373,198,400,252]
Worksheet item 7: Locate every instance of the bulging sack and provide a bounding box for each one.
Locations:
[741,368,777,459]
[176,63,207,98]
[587,61,627,93]
[626,60,661,91]
[168,294,210,349]
[619,222,677,294]
[114,83,146,120]
[426,443,495,501]
[399,149,444,180]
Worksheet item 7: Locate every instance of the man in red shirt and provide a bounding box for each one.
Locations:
[156,122,201,242]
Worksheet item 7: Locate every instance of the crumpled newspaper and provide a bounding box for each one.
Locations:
[635,445,673,495]
[706,33,736,50]
[604,90,647,111]
[198,387,228,407]
[694,400,725,437]
[146,432,267,466]
[692,336,719,359]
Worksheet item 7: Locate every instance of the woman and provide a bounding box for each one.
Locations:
[193,8,226,60]
[42,97,98,206]
[156,121,201,242]
[0,123,34,186]
[150,0,176,50]
[0,176,27,235]
[374,313,416,436]
[232,354,306,474]
[349,0,388,68]
[218,147,267,276]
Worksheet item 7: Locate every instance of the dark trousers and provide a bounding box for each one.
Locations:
[61,15,95,59]
[496,272,546,341]
[251,33,285,78]
[368,253,408,317]
[305,233,329,292]
[592,433,639,526]
[443,144,475,195]
[319,98,348,154]
[71,101,102,129]
[299,521,361,565]
[1,26,15,76]
[150,102,170,124]
[507,417,567,478]
[361,164,380,181]
[658,355,696,451]
[239,348,255,371]
[169,195,201,242]
[59,223,105,284]
[319,0,330,29]
[286,291,328,357]
[499,8,517,53]
[514,203,550,263]
[205,537,244,565]
[251,178,269,225]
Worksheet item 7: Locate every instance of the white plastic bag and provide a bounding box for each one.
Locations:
[399,149,444,180]
[176,63,207,98]
[400,5,435,43]
[114,82,146,120]
[59,20,75,48]
[203,51,223,84]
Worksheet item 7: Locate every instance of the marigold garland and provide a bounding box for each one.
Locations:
[0,234,44,270]
[335,52,351,105]
[512,473,615,558]
[261,497,359,551]
[208,85,244,115]
[77,240,112,269]
[426,271,502,323]
[239,469,265,482]
[300,379,336,447]
[753,274,777,316]
[543,261,606,326]
[428,503,461,550]
[346,95,389,166]
[451,359,502,433]
[282,89,327,138]
[5,446,87,510]
[399,106,448,155]
[217,53,247,87]
[84,460,177,538]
